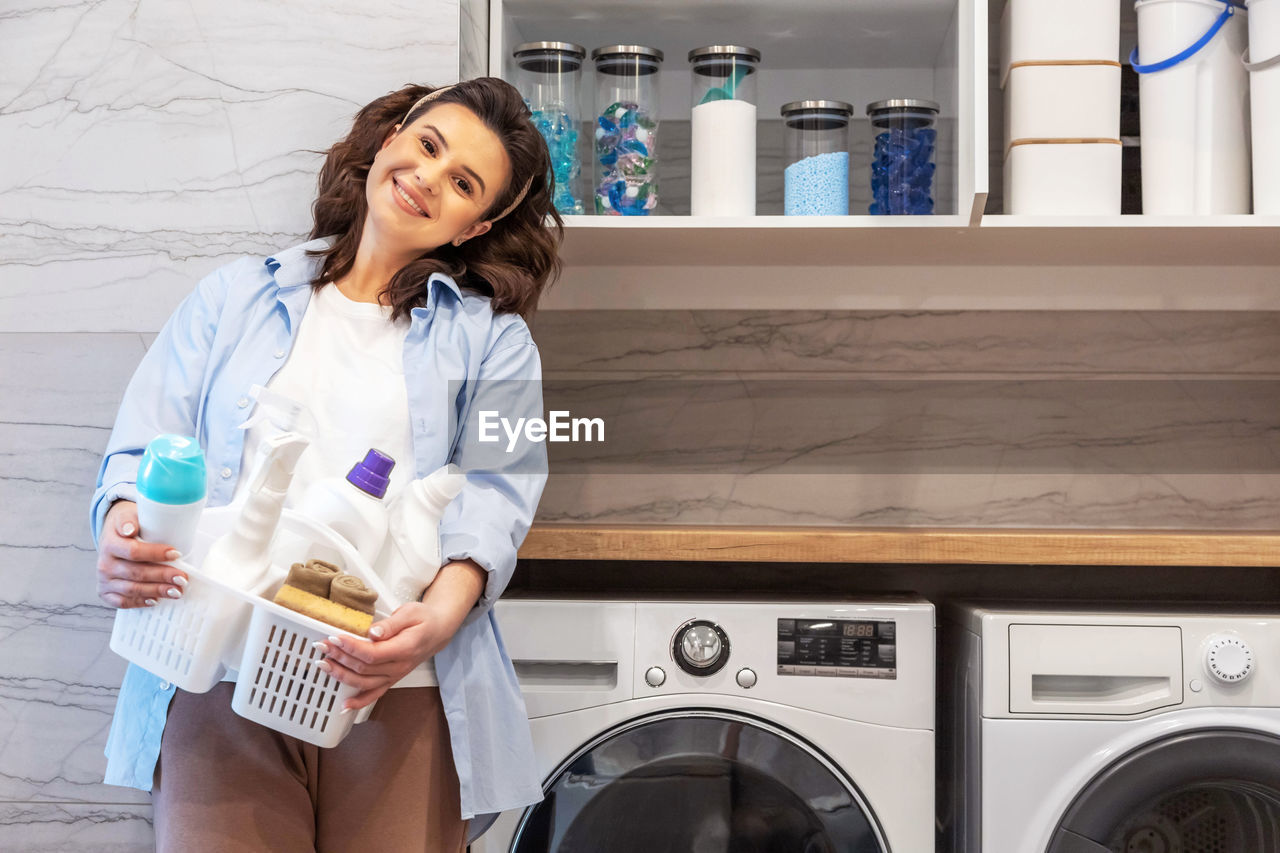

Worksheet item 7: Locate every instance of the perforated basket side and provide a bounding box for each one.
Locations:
[231,606,358,748]
[108,575,236,693]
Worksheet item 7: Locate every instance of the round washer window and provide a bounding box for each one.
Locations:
[511,710,888,853]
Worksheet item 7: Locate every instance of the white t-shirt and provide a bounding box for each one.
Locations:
[233,282,436,687]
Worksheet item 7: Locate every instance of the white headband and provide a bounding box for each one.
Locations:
[402,85,533,223]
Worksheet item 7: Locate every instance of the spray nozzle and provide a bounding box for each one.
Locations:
[239,384,319,440]
[248,432,311,496]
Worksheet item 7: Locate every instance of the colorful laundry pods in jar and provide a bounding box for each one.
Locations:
[591,44,663,215]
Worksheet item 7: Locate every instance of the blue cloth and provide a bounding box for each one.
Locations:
[92,238,546,834]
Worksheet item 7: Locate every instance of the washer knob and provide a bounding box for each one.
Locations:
[736,667,757,689]
[672,620,730,676]
[1205,635,1254,684]
[645,666,666,688]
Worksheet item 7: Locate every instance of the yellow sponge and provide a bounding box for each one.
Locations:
[273,585,373,637]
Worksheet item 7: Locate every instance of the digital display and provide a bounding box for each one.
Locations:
[777,618,897,679]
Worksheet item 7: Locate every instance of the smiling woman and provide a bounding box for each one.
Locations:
[91,78,562,853]
[312,80,563,318]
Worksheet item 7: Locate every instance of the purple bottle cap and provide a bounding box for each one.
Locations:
[346,448,395,499]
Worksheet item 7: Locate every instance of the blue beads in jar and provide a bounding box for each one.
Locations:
[867,98,939,216]
[513,41,587,216]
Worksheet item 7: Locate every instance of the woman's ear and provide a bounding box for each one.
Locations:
[381,124,402,151]
[452,221,493,247]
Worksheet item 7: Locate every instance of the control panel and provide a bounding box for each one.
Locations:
[777,618,898,679]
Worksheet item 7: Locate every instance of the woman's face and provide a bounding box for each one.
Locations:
[365,101,513,264]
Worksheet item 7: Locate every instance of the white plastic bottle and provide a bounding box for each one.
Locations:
[135,434,208,556]
[375,464,467,606]
[295,449,395,568]
[202,432,310,591]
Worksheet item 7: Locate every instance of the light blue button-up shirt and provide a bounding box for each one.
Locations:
[92,238,545,835]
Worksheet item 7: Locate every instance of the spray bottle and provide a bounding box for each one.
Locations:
[374,464,467,606]
[202,431,310,591]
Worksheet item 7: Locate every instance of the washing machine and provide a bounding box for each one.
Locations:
[940,602,1280,853]
[472,593,935,853]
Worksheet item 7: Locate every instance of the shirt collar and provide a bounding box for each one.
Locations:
[264,237,464,304]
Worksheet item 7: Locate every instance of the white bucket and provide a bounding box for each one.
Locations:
[1134,0,1251,213]
[1247,0,1280,213]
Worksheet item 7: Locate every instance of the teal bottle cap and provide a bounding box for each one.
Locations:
[137,434,208,505]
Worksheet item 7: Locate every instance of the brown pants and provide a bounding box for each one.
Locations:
[152,683,466,853]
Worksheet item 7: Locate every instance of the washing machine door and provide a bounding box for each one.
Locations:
[509,709,889,853]
[1047,729,1280,853]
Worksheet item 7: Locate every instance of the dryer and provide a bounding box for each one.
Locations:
[473,594,935,853]
[940,602,1280,853]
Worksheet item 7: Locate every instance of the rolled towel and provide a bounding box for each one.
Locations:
[330,573,377,615]
[283,559,340,598]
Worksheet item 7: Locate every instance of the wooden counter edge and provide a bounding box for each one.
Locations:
[518,525,1280,566]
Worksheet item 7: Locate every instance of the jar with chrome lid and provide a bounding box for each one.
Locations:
[867,98,939,215]
[512,41,586,215]
[782,100,853,216]
[689,45,762,216]
[591,44,663,215]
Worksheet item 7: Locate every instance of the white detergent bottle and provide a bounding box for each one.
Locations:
[375,464,467,606]
[295,449,394,569]
[202,432,310,591]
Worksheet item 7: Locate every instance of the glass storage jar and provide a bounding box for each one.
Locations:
[782,100,853,216]
[689,45,762,216]
[867,98,939,215]
[512,41,586,215]
[591,44,663,215]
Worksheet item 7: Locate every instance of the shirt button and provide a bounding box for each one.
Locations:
[220,467,233,479]
[237,397,249,408]
[274,349,286,358]
[159,681,172,691]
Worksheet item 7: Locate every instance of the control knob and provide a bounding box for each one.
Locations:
[1205,635,1254,684]
[673,620,730,676]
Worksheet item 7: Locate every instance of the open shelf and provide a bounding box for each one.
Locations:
[519,524,1280,567]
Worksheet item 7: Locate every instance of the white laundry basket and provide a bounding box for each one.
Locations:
[1247,0,1280,212]
[110,505,395,747]
[1132,0,1251,213]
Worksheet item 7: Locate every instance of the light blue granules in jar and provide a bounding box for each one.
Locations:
[785,151,850,216]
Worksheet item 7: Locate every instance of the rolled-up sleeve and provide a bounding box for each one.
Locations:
[90,264,235,546]
[440,334,547,618]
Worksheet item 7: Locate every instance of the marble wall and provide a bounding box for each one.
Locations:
[529,310,1280,528]
[1,1,460,848]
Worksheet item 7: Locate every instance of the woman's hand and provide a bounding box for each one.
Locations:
[96,500,188,608]
[314,560,486,711]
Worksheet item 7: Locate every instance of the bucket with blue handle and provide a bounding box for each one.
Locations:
[1132,0,1251,213]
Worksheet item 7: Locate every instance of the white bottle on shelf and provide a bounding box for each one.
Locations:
[295,449,395,569]
[375,464,467,606]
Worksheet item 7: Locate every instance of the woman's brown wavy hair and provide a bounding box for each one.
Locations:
[308,79,563,319]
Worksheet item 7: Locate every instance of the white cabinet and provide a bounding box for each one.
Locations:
[468,0,1280,310]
